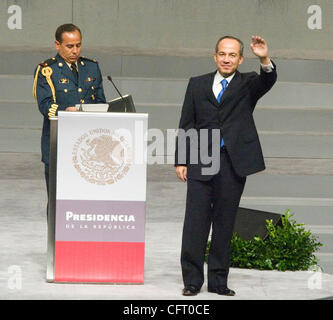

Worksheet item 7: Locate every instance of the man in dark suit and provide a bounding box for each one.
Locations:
[175,35,277,296]
[33,23,106,196]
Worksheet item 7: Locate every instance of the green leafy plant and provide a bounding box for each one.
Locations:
[206,210,323,271]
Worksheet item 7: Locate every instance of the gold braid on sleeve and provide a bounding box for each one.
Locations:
[40,66,58,119]
[32,65,41,101]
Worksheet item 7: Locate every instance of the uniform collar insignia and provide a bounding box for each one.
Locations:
[85,77,96,82]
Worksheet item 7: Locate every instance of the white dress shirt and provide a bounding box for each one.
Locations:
[66,61,78,70]
[212,72,235,99]
[212,62,274,99]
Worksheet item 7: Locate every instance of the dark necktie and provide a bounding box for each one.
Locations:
[217,79,228,147]
[71,63,78,80]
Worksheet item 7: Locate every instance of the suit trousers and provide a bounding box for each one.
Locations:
[180,148,246,289]
[44,164,49,196]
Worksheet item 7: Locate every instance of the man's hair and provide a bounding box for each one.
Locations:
[55,23,82,43]
[215,36,244,56]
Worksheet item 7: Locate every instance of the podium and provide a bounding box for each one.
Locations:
[46,111,148,283]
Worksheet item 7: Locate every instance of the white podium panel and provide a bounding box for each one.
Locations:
[54,112,148,283]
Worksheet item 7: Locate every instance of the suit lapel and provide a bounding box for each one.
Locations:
[218,71,245,124]
[203,70,243,108]
[204,72,219,108]
[218,70,242,107]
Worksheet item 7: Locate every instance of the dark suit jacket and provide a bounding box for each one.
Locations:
[175,62,277,180]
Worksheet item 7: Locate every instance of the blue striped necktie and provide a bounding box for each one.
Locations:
[217,79,228,103]
[217,79,228,147]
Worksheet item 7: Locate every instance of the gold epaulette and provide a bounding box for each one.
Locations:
[32,57,57,101]
[80,56,98,63]
[33,57,59,119]
[40,57,57,67]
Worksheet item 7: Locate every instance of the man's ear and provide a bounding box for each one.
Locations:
[239,55,244,65]
[54,40,60,50]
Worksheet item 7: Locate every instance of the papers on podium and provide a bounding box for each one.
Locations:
[77,95,136,113]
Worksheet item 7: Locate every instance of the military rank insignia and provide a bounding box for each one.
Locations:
[59,78,69,84]
[85,77,96,82]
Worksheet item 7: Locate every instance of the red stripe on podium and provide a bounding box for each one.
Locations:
[54,241,145,283]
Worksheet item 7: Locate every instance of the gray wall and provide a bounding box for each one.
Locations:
[0,0,332,60]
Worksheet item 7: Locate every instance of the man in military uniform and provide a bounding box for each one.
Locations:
[33,23,106,196]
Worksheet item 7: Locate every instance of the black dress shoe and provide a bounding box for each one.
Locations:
[208,287,236,296]
[182,285,200,296]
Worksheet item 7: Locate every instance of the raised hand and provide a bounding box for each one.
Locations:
[250,36,270,65]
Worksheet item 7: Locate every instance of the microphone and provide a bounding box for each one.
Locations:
[107,75,127,112]
[107,75,123,98]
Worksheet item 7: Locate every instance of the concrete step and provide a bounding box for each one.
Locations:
[239,204,333,226]
[259,134,333,158]
[1,126,333,159]
[244,174,333,199]
[253,109,333,133]
[1,127,333,159]
[151,132,333,158]
[1,102,332,134]
[0,128,41,153]
[1,76,332,158]
[148,177,333,223]
[0,102,42,129]
[106,78,333,109]
[1,75,333,109]
[138,104,333,132]
[1,51,333,84]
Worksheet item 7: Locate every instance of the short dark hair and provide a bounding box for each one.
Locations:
[55,23,82,43]
[215,36,244,56]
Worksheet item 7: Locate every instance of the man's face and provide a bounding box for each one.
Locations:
[55,30,82,64]
[214,38,244,77]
